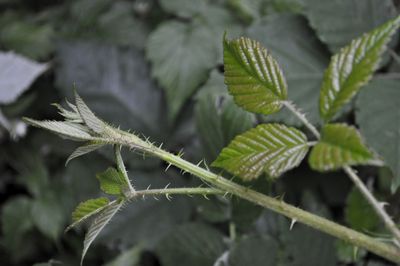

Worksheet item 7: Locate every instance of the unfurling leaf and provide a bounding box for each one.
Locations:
[96,167,129,196]
[66,142,105,165]
[81,200,123,265]
[212,124,308,180]
[66,197,110,232]
[309,124,373,171]
[223,36,287,115]
[319,15,400,122]
[74,90,107,134]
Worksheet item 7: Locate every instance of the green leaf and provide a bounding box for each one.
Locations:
[356,78,400,191]
[0,52,48,104]
[212,123,309,180]
[96,167,128,196]
[105,245,142,266]
[247,14,329,125]
[147,21,217,121]
[302,0,397,53]
[74,91,107,134]
[159,0,207,18]
[345,188,379,232]
[23,118,96,141]
[309,124,373,171]
[155,223,226,266]
[223,36,287,115]
[68,197,110,232]
[319,16,400,122]
[66,142,105,165]
[81,200,123,265]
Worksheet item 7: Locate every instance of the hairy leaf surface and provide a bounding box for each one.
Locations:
[74,91,106,134]
[71,197,110,225]
[319,16,400,122]
[309,124,373,171]
[96,167,128,196]
[223,36,287,115]
[212,124,308,180]
[66,142,105,166]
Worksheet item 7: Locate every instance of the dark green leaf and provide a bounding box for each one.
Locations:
[319,16,400,122]
[309,124,373,171]
[213,124,309,180]
[223,36,287,115]
[96,167,128,196]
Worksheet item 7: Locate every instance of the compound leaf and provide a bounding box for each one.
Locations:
[224,36,287,115]
[96,167,128,196]
[81,200,123,265]
[212,124,308,180]
[319,16,400,122]
[309,124,373,171]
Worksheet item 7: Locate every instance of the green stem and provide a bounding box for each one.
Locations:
[128,187,224,199]
[113,131,400,263]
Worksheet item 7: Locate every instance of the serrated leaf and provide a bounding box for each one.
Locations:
[66,142,105,165]
[74,91,106,134]
[309,124,373,171]
[23,118,97,141]
[68,197,110,232]
[356,78,400,191]
[81,200,123,265]
[147,21,217,121]
[319,16,400,122]
[212,124,309,180]
[223,36,287,115]
[96,167,128,196]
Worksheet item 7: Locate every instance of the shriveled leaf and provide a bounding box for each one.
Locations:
[356,78,400,191]
[223,36,287,115]
[81,200,123,265]
[212,124,309,180]
[96,167,128,196]
[302,0,397,53]
[66,142,105,165]
[74,91,106,134]
[147,21,217,121]
[319,16,400,122]
[67,197,110,232]
[309,124,373,171]
[23,118,97,141]
[0,52,48,104]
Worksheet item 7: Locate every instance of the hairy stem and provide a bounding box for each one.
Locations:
[283,100,400,246]
[128,187,224,199]
[113,130,400,263]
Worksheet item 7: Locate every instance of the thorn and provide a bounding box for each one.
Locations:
[203,194,210,200]
[379,201,389,209]
[165,163,172,172]
[290,219,297,231]
[166,194,172,201]
[158,143,163,149]
[204,160,210,171]
[146,184,151,191]
[223,192,229,198]
[164,183,170,190]
[196,160,203,167]
[154,196,159,201]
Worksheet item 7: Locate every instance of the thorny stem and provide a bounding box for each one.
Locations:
[282,100,400,247]
[128,187,224,199]
[112,130,400,263]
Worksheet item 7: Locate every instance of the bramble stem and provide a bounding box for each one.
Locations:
[112,130,400,263]
[128,187,224,199]
[283,100,400,247]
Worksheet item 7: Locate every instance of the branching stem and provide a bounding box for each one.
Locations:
[283,100,400,247]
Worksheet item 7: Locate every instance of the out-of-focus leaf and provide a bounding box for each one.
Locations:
[66,142,105,165]
[155,223,226,266]
[105,245,142,266]
[223,36,287,115]
[96,167,128,196]
[228,235,279,266]
[0,52,48,104]
[31,191,66,240]
[56,41,164,140]
[336,240,366,264]
[309,124,373,171]
[319,16,400,122]
[147,21,217,121]
[302,0,397,53]
[213,124,309,180]
[356,78,400,191]
[247,14,329,125]
[159,0,208,17]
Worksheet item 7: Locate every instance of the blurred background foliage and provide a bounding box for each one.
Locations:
[0,0,400,265]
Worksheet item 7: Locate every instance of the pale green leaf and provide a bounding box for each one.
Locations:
[147,21,217,121]
[68,197,110,232]
[319,16,400,122]
[223,36,287,115]
[66,142,105,166]
[96,167,128,196]
[212,124,309,180]
[74,91,106,134]
[356,78,400,191]
[81,200,123,265]
[309,124,373,171]
[23,118,96,141]
[302,0,397,53]
[52,102,83,123]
